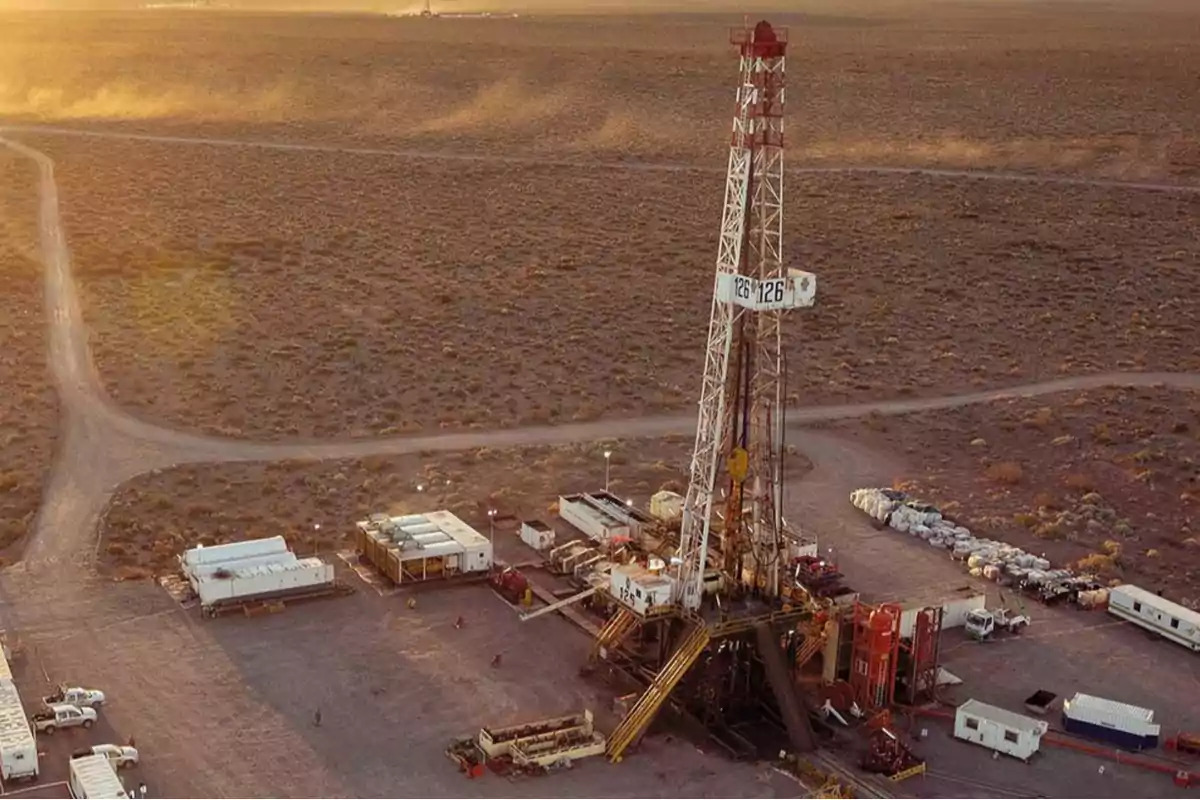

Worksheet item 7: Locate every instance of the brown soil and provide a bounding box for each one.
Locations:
[28,136,1199,439]
[100,436,819,576]
[0,150,59,557]
[828,386,1200,601]
[1,4,1198,178]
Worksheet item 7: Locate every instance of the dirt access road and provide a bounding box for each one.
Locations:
[0,128,1198,796]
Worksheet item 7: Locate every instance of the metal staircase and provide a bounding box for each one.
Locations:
[794,630,827,669]
[589,607,639,662]
[605,623,711,762]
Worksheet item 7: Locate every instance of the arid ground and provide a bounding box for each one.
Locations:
[7,142,1194,439]
[828,386,1200,601]
[0,148,57,557]
[2,2,1199,175]
[0,3,1196,439]
[98,436,818,576]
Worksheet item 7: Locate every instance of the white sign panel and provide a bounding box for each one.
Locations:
[717,271,816,311]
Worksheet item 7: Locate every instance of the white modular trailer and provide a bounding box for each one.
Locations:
[0,680,37,781]
[180,536,289,573]
[609,564,673,617]
[954,699,1048,762]
[425,510,493,573]
[558,494,631,545]
[196,558,335,608]
[185,551,299,583]
[1107,584,1200,652]
[520,520,555,551]
[1061,693,1160,750]
[356,510,493,584]
[68,753,127,799]
[881,585,987,638]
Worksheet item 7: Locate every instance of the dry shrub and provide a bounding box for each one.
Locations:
[1033,491,1058,510]
[1033,522,1063,540]
[985,462,1024,485]
[1013,512,1038,528]
[1023,407,1054,429]
[1063,473,1095,492]
[1076,553,1119,576]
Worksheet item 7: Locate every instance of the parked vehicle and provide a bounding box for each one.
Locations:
[45,685,106,710]
[965,608,1030,640]
[68,752,127,799]
[0,680,38,781]
[1107,584,1200,653]
[31,703,96,735]
[72,743,139,769]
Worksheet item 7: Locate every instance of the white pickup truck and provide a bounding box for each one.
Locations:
[72,744,140,770]
[30,703,97,735]
[44,685,106,709]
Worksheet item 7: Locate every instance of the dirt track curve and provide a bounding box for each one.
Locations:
[3,129,1199,577]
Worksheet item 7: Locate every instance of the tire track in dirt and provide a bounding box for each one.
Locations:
[1,131,1198,798]
[4,123,1200,193]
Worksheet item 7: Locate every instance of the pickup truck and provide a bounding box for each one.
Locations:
[44,685,106,709]
[30,703,97,735]
[72,743,139,769]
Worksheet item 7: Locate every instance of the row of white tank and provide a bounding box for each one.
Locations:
[850,488,1063,585]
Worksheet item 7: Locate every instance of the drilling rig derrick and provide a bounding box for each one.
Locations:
[593,20,822,765]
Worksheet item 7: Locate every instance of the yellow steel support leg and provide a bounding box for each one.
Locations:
[605,623,710,762]
[589,607,638,661]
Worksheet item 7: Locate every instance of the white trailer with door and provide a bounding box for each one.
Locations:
[1107,584,1200,652]
[69,753,127,798]
[954,699,1048,762]
[0,680,37,782]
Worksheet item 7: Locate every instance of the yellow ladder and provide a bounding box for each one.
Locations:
[590,607,638,661]
[606,623,710,762]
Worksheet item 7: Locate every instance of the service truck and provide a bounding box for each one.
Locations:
[31,703,96,734]
[45,685,106,709]
[68,753,128,799]
[0,680,38,781]
[965,608,1031,641]
[72,743,139,770]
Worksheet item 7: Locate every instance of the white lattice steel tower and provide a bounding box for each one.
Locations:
[674,20,816,612]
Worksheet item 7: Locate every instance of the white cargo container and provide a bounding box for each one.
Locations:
[519,521,555,551]
[180,536,289,571]
[650,490,684,521]
[68,753,127,799]
[185,551,298,582]
[1107,584,1200,652]
[558,494,631,544]
[0,680,37,781]
[609,564,673,616]
[1062,692,1160,750]
[954,699,1048,762]
[196,558,335,608]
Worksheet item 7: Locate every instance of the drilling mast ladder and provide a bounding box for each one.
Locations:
[596,18,821,764]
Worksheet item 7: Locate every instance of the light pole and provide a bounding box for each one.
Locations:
[603,450,612,492]
[487,508,497,554]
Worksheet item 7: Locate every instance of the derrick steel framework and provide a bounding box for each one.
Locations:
[676,21,792,611]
